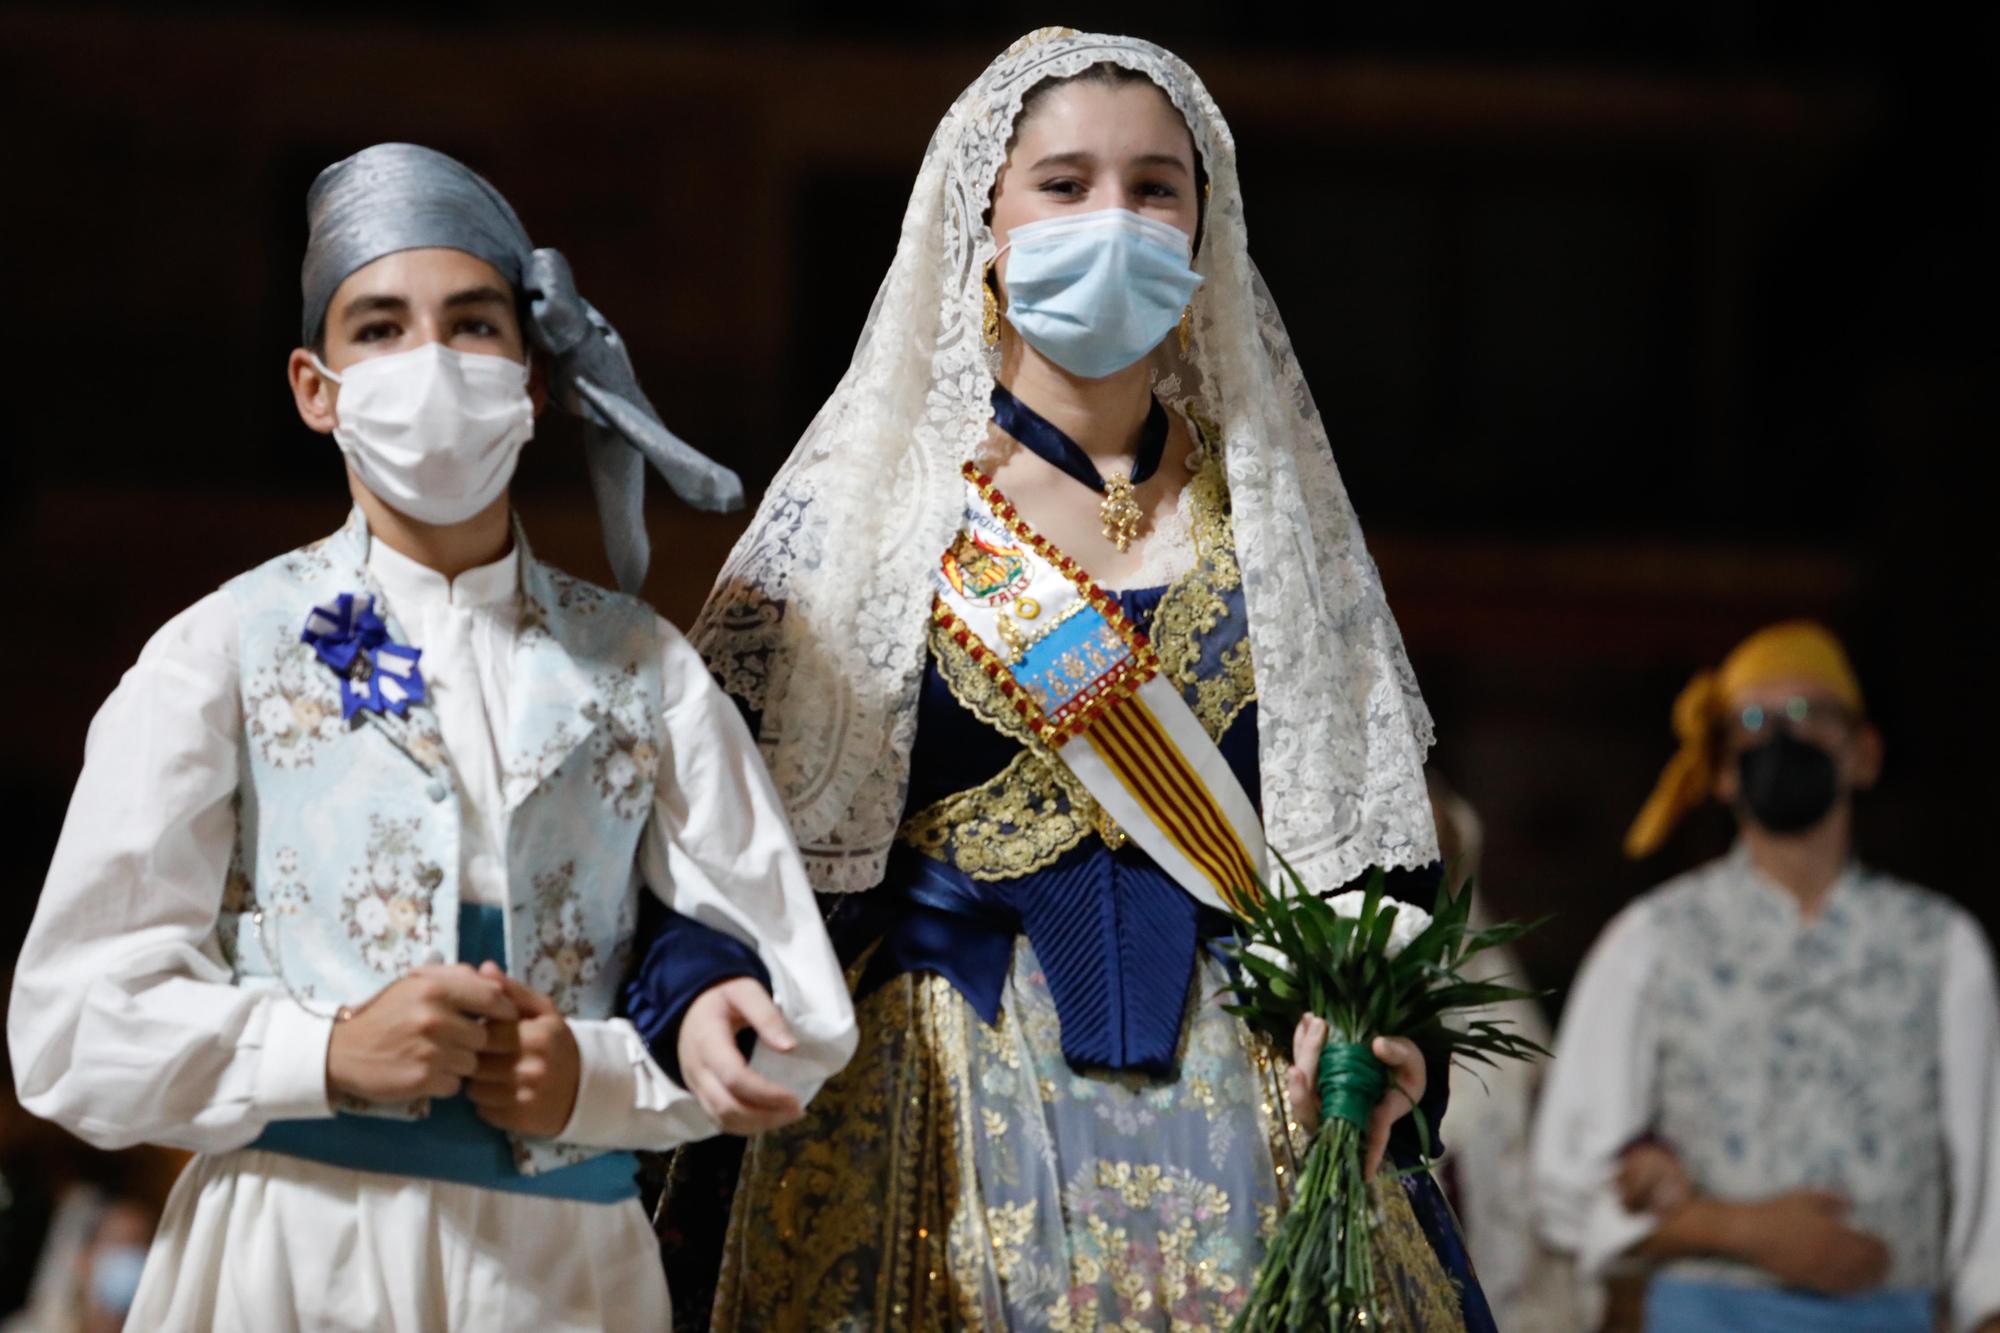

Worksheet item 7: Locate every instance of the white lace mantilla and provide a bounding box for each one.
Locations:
[692,29,1437,891]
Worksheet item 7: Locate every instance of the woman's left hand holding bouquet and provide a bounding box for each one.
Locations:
[1286,1015,1427,1179]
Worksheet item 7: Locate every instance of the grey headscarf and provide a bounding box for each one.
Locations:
[301,142,742,593]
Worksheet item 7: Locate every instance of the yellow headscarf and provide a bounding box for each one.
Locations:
[1623,621,1864,859]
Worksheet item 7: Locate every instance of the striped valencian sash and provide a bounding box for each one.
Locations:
[930,463,1266,917]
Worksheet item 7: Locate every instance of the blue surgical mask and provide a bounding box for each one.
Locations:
[997,209,1203,379]
[89,1243,150,1315]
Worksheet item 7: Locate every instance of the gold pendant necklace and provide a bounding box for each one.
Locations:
[987,384,1164,555]
[1100,472,1144,552]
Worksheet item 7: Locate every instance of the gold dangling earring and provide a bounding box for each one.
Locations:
[982,265,1002,348]
[1176,303,1193,356]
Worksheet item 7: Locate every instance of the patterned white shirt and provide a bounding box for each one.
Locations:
[1533,847,2000,1332]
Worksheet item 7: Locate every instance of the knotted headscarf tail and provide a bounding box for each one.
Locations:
[301,142,743,593]
[1624,620,1865,858]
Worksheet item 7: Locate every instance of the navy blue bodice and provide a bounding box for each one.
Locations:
[843,585,1258,1076]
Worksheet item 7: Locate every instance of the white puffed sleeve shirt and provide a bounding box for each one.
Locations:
[8,533,857,1331]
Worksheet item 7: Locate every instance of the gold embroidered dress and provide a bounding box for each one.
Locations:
[700,456,1472,1331]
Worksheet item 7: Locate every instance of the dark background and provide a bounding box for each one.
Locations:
[1,2,1993,1010]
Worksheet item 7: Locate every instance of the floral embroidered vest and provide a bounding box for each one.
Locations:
[217,512,662,1175]
[1648,853,1952,1289]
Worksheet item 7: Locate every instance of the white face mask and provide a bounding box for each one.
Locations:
[312,342,535,525]
[996,208,1203,379]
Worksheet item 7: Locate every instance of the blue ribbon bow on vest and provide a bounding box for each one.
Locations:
[301,593,426,721]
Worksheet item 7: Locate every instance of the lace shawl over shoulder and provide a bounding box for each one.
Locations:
[692,30,1436,891]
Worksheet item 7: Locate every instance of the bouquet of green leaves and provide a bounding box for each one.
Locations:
[1226,864,1545,1331]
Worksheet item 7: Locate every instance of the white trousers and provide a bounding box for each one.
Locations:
[129,1149,670,1332]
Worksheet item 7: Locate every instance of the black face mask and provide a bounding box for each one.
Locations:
[1735,731,1841,834]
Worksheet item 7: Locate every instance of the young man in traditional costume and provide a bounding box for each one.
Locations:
[8,143,855,1331]
[1534,621,2000,1332]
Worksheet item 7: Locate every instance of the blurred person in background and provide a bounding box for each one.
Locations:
[2,978,180,1333]
[2,1192,156,1333]
[1426,771,1584,1330]
[1532,621,2000,1331]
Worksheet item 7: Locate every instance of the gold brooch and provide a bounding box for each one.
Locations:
[1100,473,1144,552]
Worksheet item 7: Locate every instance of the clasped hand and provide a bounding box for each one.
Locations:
[325,967,807,1139]
[324,962,581,1137]
[1618,1141,1894,1296]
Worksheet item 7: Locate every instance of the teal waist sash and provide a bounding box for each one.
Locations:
[250,904,639,1205]
[1644,1277,1933,1332]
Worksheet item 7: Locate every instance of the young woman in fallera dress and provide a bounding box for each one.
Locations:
[631,30,1495,1331]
